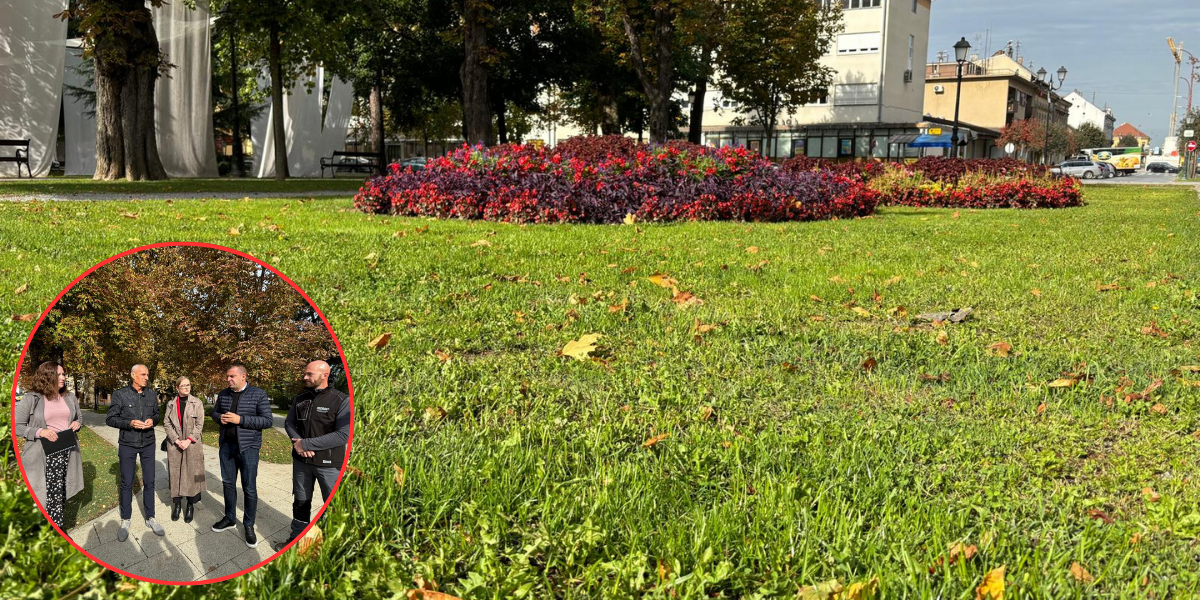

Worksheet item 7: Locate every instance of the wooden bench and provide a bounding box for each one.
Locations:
[0,140,31,178]
[320,151,384,177]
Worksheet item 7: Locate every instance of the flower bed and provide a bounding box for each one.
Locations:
[782,155,1083,209]
[355,139,879,224]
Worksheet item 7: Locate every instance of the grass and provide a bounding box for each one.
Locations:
[1,185,1199,597]
[58,426,131,530]
[199,419,295,464]
[0,176,368,197]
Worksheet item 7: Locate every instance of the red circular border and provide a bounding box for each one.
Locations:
[8,242,356,586]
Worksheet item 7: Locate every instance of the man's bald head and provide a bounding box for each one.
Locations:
[302,360,332,389]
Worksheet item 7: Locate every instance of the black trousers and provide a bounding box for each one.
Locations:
[118,443,156,520]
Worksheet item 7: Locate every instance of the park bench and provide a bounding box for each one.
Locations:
[320,151,384,177]
[0,140,32,178]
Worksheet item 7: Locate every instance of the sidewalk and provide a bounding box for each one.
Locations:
[68,411,320,582]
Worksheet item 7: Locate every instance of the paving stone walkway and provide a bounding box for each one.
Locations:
[67,410,316,582]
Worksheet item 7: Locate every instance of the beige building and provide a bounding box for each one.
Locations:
[923,52,1070,159]
[530,0,934,161]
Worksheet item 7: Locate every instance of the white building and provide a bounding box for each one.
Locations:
[1063,91,1115,141]
[529,0,933,160]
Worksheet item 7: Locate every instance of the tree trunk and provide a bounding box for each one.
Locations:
[92,0,167,181]
[620,7,674,143]
[370,68,386,158]
[688,79,706,145]
[461,0,492,146]
[267,20,289,180]
[495,91,508,144]
[599,90,620,135]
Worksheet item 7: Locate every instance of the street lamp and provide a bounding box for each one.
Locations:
[950,37,971,158]
[1038,65,1067,166]
[220,5,245,178]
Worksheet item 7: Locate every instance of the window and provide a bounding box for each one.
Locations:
[822,0,881,10]
[807,89,830,105]
[834,83,879,106]
[908,35,915,72]
[806,137,822,158]
[837,32,881,54]
[912,0,918,12]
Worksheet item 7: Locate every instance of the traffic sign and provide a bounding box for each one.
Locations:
[1004,143,1016,154]
[1185,129,1195,138]
[1187,141,1198,152]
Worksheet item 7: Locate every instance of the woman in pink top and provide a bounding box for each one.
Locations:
[14,361,83,528]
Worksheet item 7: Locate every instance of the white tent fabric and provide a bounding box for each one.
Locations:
[0,0,68,177]
[153,0,218,177]
[62,43,96,176]
[251,66,353,178]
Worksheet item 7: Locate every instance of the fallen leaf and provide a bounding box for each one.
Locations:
[976,565,1005,600]
[852,306,873,318]
[648,273,679,291]
[861,357,877,372]
[692,320,717,334]
[884,275,902,285]
[1069,561,1093,583]
[987,341,1013,357]
[672,291,703,309]
[406,591,463,600]
[798,579,843,600]
[623,213,636,225]
[643,432,670,448]
[1048,378,1078,388]
[745,246,759,254]
[1088,508,1114,524]
[228,226,241,236]
[936,330,949,345]
[120,211,139,219]
[1095,282,1121,292]
[1142,487,1161,503]
[561,333,601,360]
[423,406,446,420]
[919,372,950,382]
[11,313,36,322]
[1130,532,1142,545]
[14,284,28,295]
[810,295,824,302]
[1178,366,1200,372]
[1150,403,1168,414]
[836,577,879,600]
[434,350,451,362]
[346,465,364,478]
[367,332,393,350]
[469,239,492,247]
[393,464,405,488]
[1037,402,1047,414]
[1031,288,1042,297]
[608,299,628,313]
[809,315,825,322]
[699,406,714,421]
[297,523,323,558]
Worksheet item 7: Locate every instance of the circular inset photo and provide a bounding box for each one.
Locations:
[9,243,355,584]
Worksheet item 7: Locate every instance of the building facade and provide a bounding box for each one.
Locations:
[1063,91,1115,141]
[1112,123,1150,149]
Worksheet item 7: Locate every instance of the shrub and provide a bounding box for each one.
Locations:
[355,142,878,224]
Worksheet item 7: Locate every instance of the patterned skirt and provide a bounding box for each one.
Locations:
[45,451,69,528]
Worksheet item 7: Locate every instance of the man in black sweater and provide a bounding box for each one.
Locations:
[209,364,273,548]
[273,360,352,551]
[106,364,165,542]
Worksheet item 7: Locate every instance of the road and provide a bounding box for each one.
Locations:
[1080,170,1196,186]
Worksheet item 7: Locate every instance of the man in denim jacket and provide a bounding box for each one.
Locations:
[209,364,273,548]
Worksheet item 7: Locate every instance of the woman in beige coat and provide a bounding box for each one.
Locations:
[14,361,83,529]
[164,377,205,522]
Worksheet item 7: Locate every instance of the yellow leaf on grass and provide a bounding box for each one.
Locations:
[798,579,843,600]
[851,306,873,318]
[1095,282,1121,292]
[407,591,464,600]
[11,313,36,322]
[469,239,491,247]
[643,432,670,448]
[699,406,714,421]
[976,565,1005,600]
[1142,487,1161,503]
[1179,366,1200,372]
[608,299,628,313]
[1048,378,1077,388]
[14,284,28,295]
[648,273,679,290]
[120,211,139,219]
[297,523,323,558]
[1031,289,1042,297]
[834,576,879,600]
[561,333,601,360]
[228,226,241,236]
[393,464,406,488]
[745,246,759,254]
[367,332,393,350]
[623,213,636,225]
[936,330,949,345]
[987,341,1012,357]
[884,276,902,285]
[1069,561,1094,583]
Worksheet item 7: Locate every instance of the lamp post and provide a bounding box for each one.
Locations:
[1038,65,1068,166]
[950,37,971,159]
[221,5,245,178]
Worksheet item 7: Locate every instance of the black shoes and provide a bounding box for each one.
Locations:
[184,501,194,523]
[171,499,182,521]
[245,526,258,548]
[271,534,297,552]
[211,517,237,533]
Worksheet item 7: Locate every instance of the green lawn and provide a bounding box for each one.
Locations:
[2,185,1199,598]
[0,176,367,197]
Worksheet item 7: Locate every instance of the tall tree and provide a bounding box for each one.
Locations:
[1117,134,1139,148]
[716,0,840,157]
[461,0,492,144]
[1075,122,1106,149]
[61,0,170,180]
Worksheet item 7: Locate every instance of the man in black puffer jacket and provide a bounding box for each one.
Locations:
[106,364,165,542]
[209,364,273,548]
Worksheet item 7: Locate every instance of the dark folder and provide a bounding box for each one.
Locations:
[39,429,79,456]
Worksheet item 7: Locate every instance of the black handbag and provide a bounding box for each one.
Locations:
[161,437,168,451]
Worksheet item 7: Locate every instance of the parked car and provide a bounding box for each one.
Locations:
[396,157,429,172]
[1051,160,1104,179]
[1145,162,1179,174]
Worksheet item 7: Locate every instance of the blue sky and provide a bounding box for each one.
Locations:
[927,0,1200,146]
